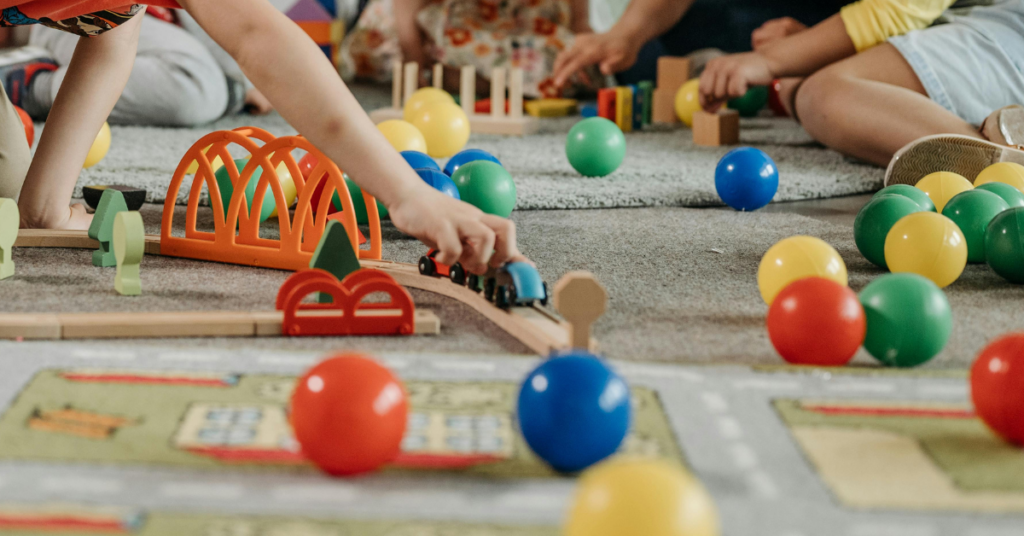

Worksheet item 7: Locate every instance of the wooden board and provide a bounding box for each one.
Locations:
[0,310,439,340]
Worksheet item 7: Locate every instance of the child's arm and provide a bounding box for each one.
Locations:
[178,0,521,273]
[570,0,592,35]
[18,13,144,229]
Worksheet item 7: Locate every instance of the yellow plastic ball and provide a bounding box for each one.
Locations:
[974,162,1024,193]
[377,120,427,153]
[758,236,848,305]
[674,79,702,128]
[409,101,470,158]
[884,211,967,288]
[402,87,455,123]
[83,122,111,169]
[915,171,973,212]
[565,458,720,536]
[269,163,298,219]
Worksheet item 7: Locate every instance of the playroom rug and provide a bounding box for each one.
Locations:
[71,85,883,210]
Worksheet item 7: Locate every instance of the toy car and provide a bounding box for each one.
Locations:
[418,250,467,284]
[486,262,548,310]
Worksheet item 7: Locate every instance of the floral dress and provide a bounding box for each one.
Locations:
[341,0,599,98]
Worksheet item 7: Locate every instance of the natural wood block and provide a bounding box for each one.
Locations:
[460,65,476,115]
[0,314,61,340]
[693,109,740,146]
[509,68,524,119]
[432,64,443,89]
[491,67,506,118]
[652,88,678,124]
[657,57,691,94]
[403,62,418,103]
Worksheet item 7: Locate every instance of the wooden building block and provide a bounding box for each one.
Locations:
[491,67,506,118]
[113,211,144,296]
[0,313,61,340]
[309,220,360,302]
[432,63,443,89]
[638,81,653,125]
[87,189,128,267]
[509,68,524,119]
[657,57,691,94]
[0,198,17,281]
[630,84,644,129]
[525,98,577,118]
[597,88,616,121]
[693,109,740,147]
[615,87,633,133]
[403,62,418,103]
[391,60,403,109]
[553,271,607,351]
[652,88,679,124]
[460,65,476,115]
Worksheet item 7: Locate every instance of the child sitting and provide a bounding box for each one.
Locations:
[698,0,1024,185]
[0,0,521,275]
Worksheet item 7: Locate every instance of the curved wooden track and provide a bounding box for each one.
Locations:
[12,230,574,355]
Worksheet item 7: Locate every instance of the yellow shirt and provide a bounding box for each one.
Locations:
[840,0,958,51]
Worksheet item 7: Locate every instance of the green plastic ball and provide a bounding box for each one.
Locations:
[854,194,922,268]
[859,273,952,367]
[985,207,1024,283]
[215,158,274,222]
[976,182,1024,209]
[331,176,389,225]
[727,86,769,118]
[451,160,517,218]
[873,184,936,212]
[565,117,626,178]
[941,189,1009,263]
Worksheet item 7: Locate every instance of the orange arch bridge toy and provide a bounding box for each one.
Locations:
[161,127,382,271]
[276,269,416,337]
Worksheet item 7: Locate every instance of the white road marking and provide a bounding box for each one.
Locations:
[732,379,801,391]
[917,383,969,397]
[158,351,221,362]
[160,483,243,500]
[271,484,357,503]
[432,360,496,372]
[616,363,704,382]
[716,417,743,440]
[39,476,122,495]
[848,524,936,536]
[71,349,136,360]
[729,443,759,471]
[747,471,779,500]
[257,355,316,366]
[826,382,896,393]
[701,392,729,414]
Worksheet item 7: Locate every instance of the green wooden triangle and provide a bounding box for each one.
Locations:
[309,220,360,303]
[88,189,128,267]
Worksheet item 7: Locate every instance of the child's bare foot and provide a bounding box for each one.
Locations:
[20,203,93,230]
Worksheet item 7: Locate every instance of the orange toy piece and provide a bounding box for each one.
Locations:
[276,268,416,337]
[161,127,381,270]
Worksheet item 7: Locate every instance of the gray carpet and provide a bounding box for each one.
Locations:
[7,198,1024,369]
[73,84,883,210]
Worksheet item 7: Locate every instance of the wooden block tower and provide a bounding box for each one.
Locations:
[369,62,540,136]
[652,57,691,124]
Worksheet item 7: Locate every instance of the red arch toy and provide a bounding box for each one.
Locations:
[276,268,415,336]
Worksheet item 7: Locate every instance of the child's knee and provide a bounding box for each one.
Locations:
[794,68,848,137]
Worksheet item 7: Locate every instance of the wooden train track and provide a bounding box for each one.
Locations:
[11,230,577,354]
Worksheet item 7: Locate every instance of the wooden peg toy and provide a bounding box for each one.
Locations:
[597,88,617,121]
[87,188,128,267]
[553,271,607,351]
[615,87,633,133]
[693,109,740,147]
[0,198,18,281]
[113,211,144,296]
[432,64,444,89]
[309,219,361,303]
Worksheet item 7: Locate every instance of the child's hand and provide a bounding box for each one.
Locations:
[388,186,526,274]
[553,30,639,88]
[699,52,774,111]
[752,17,808,51]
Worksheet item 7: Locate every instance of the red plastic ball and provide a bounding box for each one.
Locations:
[15,106,33,148]
[766,277,866,366]
[971,334,1024,446]
[290,354,408,476]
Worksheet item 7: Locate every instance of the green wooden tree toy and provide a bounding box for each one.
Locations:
[0,198,18,280]
[88,188,128,267]
[309,219,361,303]
[113,211,145,296]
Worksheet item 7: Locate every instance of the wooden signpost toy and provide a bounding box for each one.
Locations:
[0,198,17,281]
[693,109,740,147]
[370,62,539,136]
[113,211,145,296]
[88,189,128,267]
[652,57,691,124]
[553,271,607,351]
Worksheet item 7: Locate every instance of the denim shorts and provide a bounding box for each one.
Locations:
[889,0,1024,126]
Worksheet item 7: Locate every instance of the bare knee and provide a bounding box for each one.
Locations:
[794,67,854,147]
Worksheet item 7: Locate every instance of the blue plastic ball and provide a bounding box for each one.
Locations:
[715,147,779,211]
[401,150,440,172]
[416,168,461,200]
[443,148,501,176]
[517,352,631,473]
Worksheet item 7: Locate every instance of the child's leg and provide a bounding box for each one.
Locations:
[28,16,229,126]
[0,84,31,200]
[794,43,980,167]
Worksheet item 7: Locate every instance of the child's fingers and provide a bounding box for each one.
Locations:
[433,223,463,266]
[728,76,748,100]
[600,51,624,76]
[457,220,496,274]
[481,215,521,267]
[713,69,731,102]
